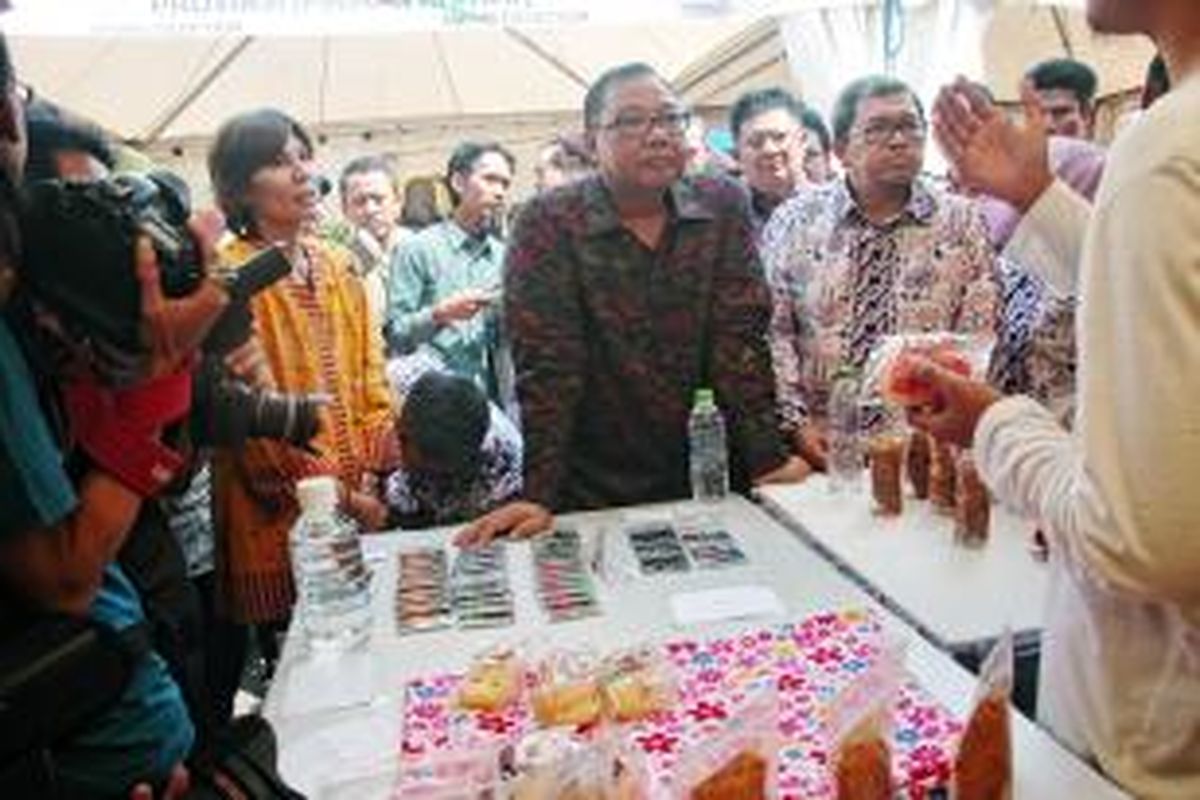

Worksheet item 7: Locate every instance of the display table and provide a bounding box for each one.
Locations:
[262,495,1123,799]
[756,478,1047,655]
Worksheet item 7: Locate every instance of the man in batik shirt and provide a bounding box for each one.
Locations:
[460,62,809,543]
[762,75,999,470]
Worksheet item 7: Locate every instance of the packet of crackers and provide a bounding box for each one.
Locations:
[951,631,1014,800]
[826,641,905,800]
[673,685,779,800]
[862,333,995,409]
[599,646,676,723]
[531,648,605,728]
[457,643,524,713]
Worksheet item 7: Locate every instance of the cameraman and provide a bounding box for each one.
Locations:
[0,35,225,797]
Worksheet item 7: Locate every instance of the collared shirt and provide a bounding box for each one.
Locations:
[213,236,394,623]
[385,219,505,394]
[504,173,787,512]
[978,72,1200,798]
[383,349,522,526]
[762,177,999,430]
[344,225,410,335]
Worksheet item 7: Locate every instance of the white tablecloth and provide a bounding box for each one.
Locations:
[757,478,1048,651]
[263,495,1122,799]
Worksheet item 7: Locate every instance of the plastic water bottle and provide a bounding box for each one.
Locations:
[827,370,863,493]
[688,388,729,502]
[289,476,371,651]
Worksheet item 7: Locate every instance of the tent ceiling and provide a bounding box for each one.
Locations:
[10,22,749,143]
[10,4,1154,146]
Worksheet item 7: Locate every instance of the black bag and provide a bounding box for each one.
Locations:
[186,715,306,800]
[0,613,149,790]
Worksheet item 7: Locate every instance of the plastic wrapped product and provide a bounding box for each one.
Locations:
[954,454,991,548]
[600,647,676,723]
[675,687,779,800]
[906,430,931,500]
[868,433,906,516]
[458,645,524,712]
[861,333,995,409]
[929,439,958,515]
[827,644,904,800]
[952,632,1014,800]
[531,649,604,728]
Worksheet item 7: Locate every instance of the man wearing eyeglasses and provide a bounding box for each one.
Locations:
[761,75,998,471]
[458,62,809,544]
[728,87,809,238]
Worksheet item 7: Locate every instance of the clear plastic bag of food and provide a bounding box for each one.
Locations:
[599,646,676,723]
[674,685,779,800]
[951,631,1014,800]
[530,648,604,728]
[458,643,524,712]
[397,743,505,799]
[862,333,996,408]
[826,642,905,800]
[512,728,649,800]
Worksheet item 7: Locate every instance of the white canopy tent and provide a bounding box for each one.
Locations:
[4,0,1155,194]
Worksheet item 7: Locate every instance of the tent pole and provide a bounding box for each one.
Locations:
[140,36,255,145]
[1050,7,1075,59]
[502,28,590,89]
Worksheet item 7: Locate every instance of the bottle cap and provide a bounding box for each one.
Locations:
[693,388,715,407]
[296,476,339,512]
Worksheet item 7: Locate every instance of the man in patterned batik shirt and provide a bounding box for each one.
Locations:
[459,62,809,544]
[762,75,999,470]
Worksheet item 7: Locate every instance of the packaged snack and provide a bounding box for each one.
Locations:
[534,530,603,622]
[954,454,991,548]
[674,686,779,800]
[952,632,1014,800]
[862,333,995,409]
[458,645,523,712]
[906,430,931,500]
[395,548,454,634]
[531,649,604,728]
[929,439,958,515]
[600,647,676,722]
[512,729,648,800]
[826,643,904,800]
[397,743,504,799]
[867,433,906,516]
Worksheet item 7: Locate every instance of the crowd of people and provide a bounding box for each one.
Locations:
[0,0,1197,795]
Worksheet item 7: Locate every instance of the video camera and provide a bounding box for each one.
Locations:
[18,170,322,448]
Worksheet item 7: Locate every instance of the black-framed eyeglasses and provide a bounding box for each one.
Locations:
[854,117,926,145]
[601,108,692,138]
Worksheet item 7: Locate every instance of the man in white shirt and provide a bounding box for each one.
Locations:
[906,2,1200,796]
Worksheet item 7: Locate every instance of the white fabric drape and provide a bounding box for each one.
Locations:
[781,0,996,121]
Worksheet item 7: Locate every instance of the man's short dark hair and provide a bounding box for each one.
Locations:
[338,154,397,201]
[403,371,489,474]
[1027,58,1098,107]
[24,100,115,183]
[583,62,661,130]
[728,87,805,143]
[831,75,924,145]
[444,140,515,204]
[800,107,831,154]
